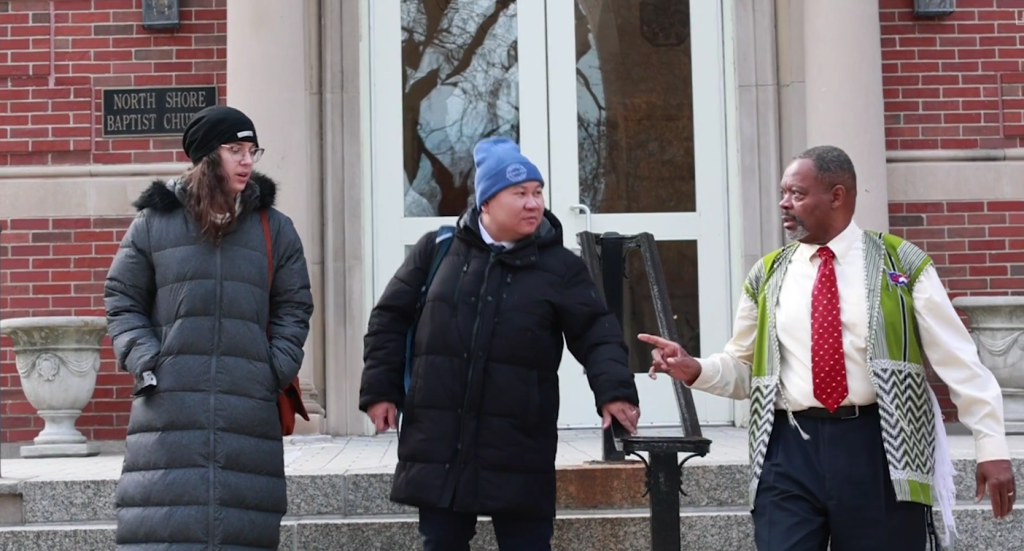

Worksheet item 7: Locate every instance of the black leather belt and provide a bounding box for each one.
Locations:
[782,403,878,420]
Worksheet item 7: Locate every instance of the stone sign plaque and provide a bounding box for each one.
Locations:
[101,86,218,137]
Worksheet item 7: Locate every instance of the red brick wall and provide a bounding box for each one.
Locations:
[0,0,223,443]
[0,217,134,443]
[0,0,226,166]
[889,199,1024,423]
[880,0,1022,426]
[880,0,1024,150]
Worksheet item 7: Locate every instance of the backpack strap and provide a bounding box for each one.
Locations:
[403,225,457,398]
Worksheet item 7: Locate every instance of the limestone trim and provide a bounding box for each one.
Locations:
[0,163,189,219]
[734,0,785,279]
[888,161,1024,202]
[0,163,189,179]
[0,177,162,219]
[888,149,1024,162]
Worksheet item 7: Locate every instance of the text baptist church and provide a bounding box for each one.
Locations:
[0,0,1022,449]
[104,88,215,135]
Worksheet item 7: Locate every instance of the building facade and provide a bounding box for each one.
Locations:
[0,0,1022,443]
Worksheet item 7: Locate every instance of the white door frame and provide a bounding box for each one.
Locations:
[365,0,737,428]
[545,0,735,426]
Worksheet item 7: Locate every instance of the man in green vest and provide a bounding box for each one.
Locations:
[640,145,1015,550]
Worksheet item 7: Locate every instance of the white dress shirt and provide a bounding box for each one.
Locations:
[692,221,1010,462]
[479,219,514,249]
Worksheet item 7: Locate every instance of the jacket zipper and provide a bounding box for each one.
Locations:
[465,252,497,386]
[442,250,497,506]
[208,246,222,549]
[451,262,469,317]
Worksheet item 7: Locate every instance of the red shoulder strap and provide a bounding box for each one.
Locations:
[260,210,273,285]
[260,210,273,338]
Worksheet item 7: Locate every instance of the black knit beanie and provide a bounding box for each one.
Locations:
[182,105,259,165]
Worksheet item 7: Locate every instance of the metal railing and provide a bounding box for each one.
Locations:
[578,230,713,551]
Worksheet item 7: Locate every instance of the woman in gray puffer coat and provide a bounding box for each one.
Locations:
[104,105,314,550]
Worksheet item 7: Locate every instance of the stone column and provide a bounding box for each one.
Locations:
[226,0,325,434]
[320,0,372,436]
[802,1,889,232]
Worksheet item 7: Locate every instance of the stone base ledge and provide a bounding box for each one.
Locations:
[0,504,1019,551]
[7,457,1017,524]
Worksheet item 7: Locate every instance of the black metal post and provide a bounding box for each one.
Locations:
[599,233,626,329]
[636,234,703,437]
[577,229,714,551]
[648,451,682,550]
[598,233,627,462]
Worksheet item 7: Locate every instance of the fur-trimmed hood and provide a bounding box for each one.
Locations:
[131,170,278,213]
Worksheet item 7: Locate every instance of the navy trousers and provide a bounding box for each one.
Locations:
[418,507,554,551]
[752,405,934,551]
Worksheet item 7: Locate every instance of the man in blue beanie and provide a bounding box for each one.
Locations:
[360,136,641,550]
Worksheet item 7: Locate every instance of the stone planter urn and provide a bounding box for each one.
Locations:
[0,316,107,458]
[952,296,1024,435]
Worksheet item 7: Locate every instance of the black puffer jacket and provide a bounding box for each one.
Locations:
[360,208,638,518]
[104,172,313,550]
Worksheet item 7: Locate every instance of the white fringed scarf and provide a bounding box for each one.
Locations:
[928,384,958,547]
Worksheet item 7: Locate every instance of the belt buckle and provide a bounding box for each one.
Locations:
[840,405,860,420]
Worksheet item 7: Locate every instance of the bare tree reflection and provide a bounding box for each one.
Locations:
[574,2,608,213]
[402,0,519,217]
[574,0,701,366]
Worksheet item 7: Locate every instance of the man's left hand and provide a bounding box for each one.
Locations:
[601,401,640,435]
[976,459,1016,518]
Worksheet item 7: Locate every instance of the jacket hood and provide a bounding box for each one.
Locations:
[131,170,278,213]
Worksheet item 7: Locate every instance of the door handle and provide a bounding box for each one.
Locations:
[569,204,592,232]
[568,204,592,253]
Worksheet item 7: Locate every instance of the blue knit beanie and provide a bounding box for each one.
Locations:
[473,137,544,206]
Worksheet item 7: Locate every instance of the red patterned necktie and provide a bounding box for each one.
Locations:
[811,246,848,412]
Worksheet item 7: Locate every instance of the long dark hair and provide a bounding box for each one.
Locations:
[181,150,237,244]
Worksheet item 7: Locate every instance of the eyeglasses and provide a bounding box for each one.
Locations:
[220,144,264,163]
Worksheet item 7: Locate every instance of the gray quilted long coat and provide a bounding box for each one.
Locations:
[104,172,313,550]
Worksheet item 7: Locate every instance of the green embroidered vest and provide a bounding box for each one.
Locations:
[743,231,937,507]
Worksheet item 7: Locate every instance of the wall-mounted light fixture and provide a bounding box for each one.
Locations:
[913,0,955,18]
[142,0,180,31]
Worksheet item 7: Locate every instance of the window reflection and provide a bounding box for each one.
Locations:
[575,0,696,214]
[623,240,700,373]
[401,0,519,218]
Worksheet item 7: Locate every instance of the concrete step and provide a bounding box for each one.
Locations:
[0,503,1018,551]
[7,457,1022,524]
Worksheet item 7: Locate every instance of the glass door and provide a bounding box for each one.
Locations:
[369,0,552,296]
[546,0,735,427]
[368,0,735,429]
